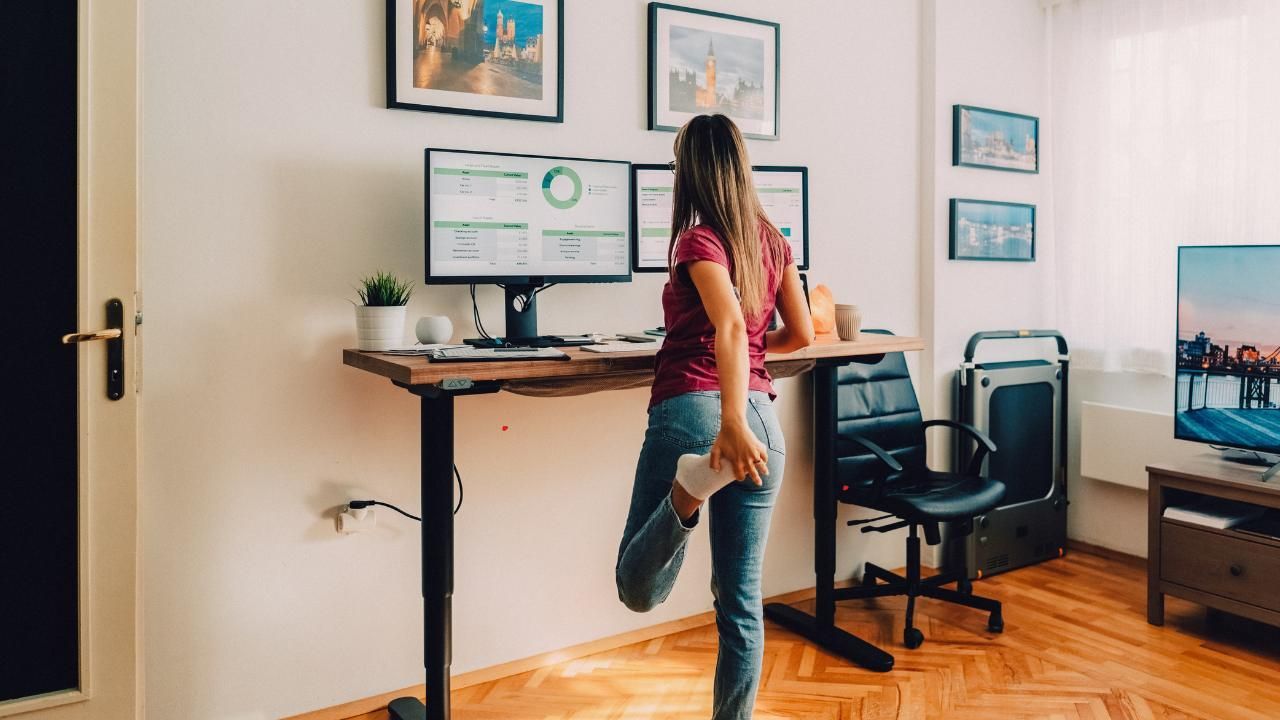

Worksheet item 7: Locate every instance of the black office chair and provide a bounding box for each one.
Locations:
[832,334,1005,649]
[765,332,1006,665]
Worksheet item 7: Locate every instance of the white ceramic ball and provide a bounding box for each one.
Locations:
[415,315,454,345]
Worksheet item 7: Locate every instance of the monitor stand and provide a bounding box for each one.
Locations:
[1220,448,1280,482]
[464,284,592,349]
[1264,462,1280,483]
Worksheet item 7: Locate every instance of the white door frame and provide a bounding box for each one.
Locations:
[0,0,141,716]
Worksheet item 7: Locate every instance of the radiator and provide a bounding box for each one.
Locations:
[1079,401,1203,490]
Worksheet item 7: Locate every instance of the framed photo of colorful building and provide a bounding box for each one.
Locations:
[949,199,1036,262]
[648,3,780,140]
[386,0,563,122]
[953,105,1039,173]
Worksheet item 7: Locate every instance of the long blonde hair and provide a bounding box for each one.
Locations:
[668,114,786,320]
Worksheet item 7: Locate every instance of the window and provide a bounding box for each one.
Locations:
[1050,0,1280,373]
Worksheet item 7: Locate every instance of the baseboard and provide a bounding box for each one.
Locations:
[283,583,836,720]
[1067,539,1146,569]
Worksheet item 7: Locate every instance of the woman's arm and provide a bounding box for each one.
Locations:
[687,261,770,485]
[765,263,815,354]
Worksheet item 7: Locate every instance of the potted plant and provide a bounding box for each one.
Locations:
[353,270,413,351]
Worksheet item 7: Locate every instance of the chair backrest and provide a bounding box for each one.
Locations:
[816,331,927,489]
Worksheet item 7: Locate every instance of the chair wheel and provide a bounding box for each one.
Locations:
[987,613,1004,634]
[957,578,973,595]
[903,627,924,649]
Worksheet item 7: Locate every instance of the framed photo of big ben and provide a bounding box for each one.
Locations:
[648,3,780,140]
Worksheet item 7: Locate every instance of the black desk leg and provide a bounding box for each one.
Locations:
[763,366,893,672]
[389,393,455,720]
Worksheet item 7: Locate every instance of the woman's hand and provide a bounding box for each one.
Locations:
[710,419,770,486]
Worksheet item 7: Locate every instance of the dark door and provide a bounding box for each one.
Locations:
[0,1,81,702]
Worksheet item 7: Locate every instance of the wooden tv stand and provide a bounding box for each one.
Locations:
[1147,457,1280,627]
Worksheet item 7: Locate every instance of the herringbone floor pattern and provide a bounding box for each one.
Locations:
[347,551,1280,719]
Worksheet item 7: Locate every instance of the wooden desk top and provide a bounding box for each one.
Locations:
[343,333,924,392]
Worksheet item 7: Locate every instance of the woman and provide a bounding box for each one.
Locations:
[615,114,815,719]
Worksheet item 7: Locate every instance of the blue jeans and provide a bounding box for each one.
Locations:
[616,390,786,720]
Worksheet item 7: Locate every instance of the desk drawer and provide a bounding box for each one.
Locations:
[1161,522,1280,612]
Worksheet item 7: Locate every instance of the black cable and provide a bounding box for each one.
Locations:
[348,499,420,521]
[348,464,464,519]
[470,284,492,341]
[454,463,464,513]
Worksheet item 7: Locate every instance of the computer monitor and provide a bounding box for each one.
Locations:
[426,148,631,342]
[631,164,809,272]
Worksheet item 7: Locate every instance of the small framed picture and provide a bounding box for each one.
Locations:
[949,199,1036,262]
[953,105,1038,173]
[648,3,780,140]
[386,0,563,123]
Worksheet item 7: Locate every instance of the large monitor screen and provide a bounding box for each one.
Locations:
[1175,245,1280,454]
[632,165,809,272]
[426,149,631,284]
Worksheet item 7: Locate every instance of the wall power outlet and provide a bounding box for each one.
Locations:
[337,506,377,534]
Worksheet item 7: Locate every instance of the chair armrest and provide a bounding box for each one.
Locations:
[836,433,905,474]
[922,419,996,453]
[922,419,997,476]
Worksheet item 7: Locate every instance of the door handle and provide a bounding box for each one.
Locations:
[62,299,125,400]
[62,328,122,343]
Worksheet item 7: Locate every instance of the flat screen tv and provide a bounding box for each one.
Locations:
[1175,245,1280,460]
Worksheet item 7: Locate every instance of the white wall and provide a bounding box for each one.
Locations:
[919,0,1055,437]
[138,1,923,717]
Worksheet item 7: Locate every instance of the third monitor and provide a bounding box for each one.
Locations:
[632,164,809,272]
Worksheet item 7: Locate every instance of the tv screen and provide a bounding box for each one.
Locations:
[1175,245,1280,454]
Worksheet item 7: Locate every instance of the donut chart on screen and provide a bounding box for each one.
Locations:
[542,166,583,209]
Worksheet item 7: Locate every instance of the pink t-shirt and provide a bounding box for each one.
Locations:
[650,222,793,408]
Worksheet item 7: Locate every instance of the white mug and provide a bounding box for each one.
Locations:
[415,315,454,345]
[835,304,862,342]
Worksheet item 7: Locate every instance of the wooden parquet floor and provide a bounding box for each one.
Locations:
[346,551,1280,720]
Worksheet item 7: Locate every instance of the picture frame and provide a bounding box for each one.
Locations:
[386,0,564,123]
[648,3,780,141]
[953,105,1038,173]
[949,199,1036,262]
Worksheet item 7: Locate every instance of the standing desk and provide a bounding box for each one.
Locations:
[342,333,924,720]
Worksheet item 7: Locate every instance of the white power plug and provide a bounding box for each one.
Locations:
[337,506,377,534]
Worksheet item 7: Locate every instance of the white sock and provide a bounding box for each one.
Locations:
[674,453,739,501]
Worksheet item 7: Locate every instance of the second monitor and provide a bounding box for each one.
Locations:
[632,164,809,272]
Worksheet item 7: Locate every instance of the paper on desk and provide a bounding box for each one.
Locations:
[380,344,467,355]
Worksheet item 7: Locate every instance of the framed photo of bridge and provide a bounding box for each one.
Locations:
[387,0,564,122]
[648,3,780,140]
[949,199,1036,262]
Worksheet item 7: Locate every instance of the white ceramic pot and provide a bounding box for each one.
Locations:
[354,305,407,351]
[415,315,454,345]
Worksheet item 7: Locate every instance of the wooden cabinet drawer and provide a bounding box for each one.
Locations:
[1162,522,1280,612]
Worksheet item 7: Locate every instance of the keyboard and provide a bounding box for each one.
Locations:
[428,347,570,362]
[580,342,661,354]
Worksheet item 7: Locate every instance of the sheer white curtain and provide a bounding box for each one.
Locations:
[1050,0,1280,373]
